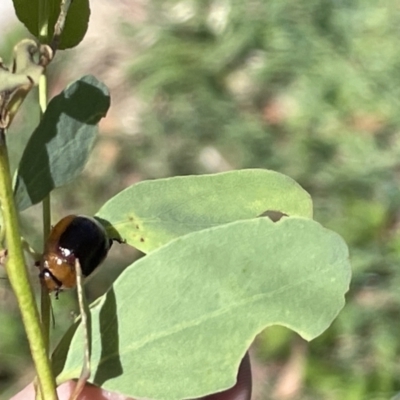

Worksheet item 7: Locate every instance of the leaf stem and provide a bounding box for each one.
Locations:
[0,128,57,399]
[41,194,51,349]
[38,0,53,355]
[38,73,52,353]
[51,0,73,52]
[69,259,92,400]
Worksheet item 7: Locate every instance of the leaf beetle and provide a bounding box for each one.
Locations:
[39,215,117,297]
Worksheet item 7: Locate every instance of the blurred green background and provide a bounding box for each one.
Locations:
[2,0,400,399]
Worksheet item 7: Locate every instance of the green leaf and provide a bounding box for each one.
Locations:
[12,0,90,50]
[13,75,110,211]
[52,217,351,400]
[96,169,313,253]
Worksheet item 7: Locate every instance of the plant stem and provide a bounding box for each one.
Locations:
[38,0,53,356]
[41,194,52,350]
[38,73,52,354]
[0,129,57,399]
[38,0,50,42]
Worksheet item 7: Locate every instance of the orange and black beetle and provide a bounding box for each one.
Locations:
[39,215,114,297]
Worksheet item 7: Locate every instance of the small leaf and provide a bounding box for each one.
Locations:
[14,75,110,211]
[96,169,313,253]
[57,0,90,50]
[12,0,90,50]
[52,217,351,400]
[2,40,53,127]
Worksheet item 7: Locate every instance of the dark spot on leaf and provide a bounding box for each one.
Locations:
[140,237,145,242]
[258,210,288,223]
[136,225,139,229]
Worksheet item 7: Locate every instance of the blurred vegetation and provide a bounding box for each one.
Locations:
[126,1,400,398]
[2,0,400,399]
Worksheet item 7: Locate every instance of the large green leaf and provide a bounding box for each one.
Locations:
[12,0,90,50]
[96,169,313,253]
[52,217,351,400]
[14,75,110,211]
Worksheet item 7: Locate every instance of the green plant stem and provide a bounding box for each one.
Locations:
[40,197,51,352]
[0,129,57,400]
[38,73,52,354]
[38,0,52,356]
[38,0,49,42]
